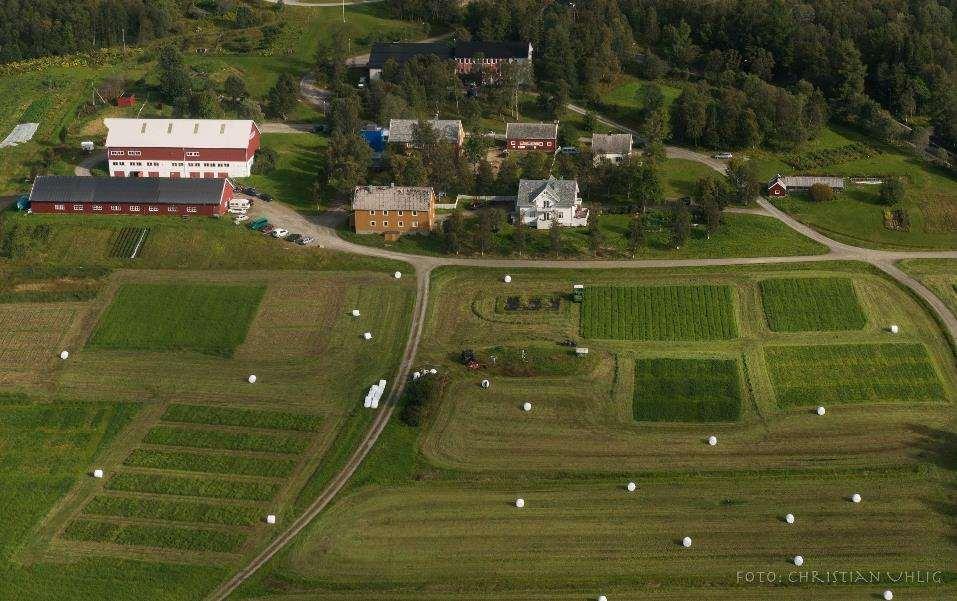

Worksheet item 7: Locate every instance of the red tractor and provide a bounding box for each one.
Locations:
[460,349,481,370]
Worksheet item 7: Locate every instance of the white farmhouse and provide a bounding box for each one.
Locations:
[515,177,589,229]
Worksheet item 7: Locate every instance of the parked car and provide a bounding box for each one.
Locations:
[298,236,315,246]
[558,146,581,155]
[271,228,289,238]
[245,187,260,196]
[713,152,733,160]
[286,233,302,244]
[260,193,273,202]
[262,225,276,235]
[234,215,250,223]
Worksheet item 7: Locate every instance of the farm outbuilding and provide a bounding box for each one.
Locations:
[506,122,558,152]
[352,185,436,235]
[28,176,234,217]
[767,175,846,197]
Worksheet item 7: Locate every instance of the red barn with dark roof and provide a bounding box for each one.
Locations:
[28,176,233,217]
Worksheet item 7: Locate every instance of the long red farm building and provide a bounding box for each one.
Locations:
[28,176,234,217]
[104,118,260,178]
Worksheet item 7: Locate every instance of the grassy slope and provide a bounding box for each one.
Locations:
[235,133,327,210]
[758,277,867,332]
[898,259,957,317]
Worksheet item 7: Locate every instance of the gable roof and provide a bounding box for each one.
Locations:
[769,175,846,189]
[591,133,633,156]
[506,122,558,140]
[368,42,452,69]
[104,118,257,149]
[29,176,227,206]
[388,119,464,144]
[516,177,579,209]
[454,41,531,60]
[352,186,434,211]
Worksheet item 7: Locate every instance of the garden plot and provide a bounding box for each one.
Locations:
[0,304,76,385]
[759,277,867,331]
[765,343,945,407]
[0,122,39,147]
[634,358,742,422]
[581,285,737,340]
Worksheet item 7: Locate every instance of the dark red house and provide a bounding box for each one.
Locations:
[506,122,559,152]
[28,176,233,217]
[116,95,137,107]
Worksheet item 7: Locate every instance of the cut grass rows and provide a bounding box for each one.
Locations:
[123,449,297,478]
[759,277,867,332]
[161,403,323,432]
[765,343,945,407]
[62,519,245,553]
[143,425,310,454]
[82,495,263,527]
[108,227,150,259]
[634,358,742,422]
[106,472,279,501]
[581,285,737,340]
[88,283,266,357]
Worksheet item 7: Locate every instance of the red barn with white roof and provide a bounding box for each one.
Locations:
[104,118,260,179]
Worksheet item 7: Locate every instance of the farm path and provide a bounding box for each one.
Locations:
[74,151,105,176]
[206,262,432,601]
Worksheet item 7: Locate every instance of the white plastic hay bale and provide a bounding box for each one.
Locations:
[59,350,70,360]
[515,498,525,508]
[883,590,894,601]
[481,379,490,389]
[429,368,437,374]
[247,374,257,384]
[394,271,402,279]
[627,482,637,493]
[707,435,718,446]
[793,555,804,567]
[681,536,693,548]
[785,513,795,524]
[363,332,373,340]
[889,324,899,334]
[92,469,104,479]
[503,274,512,283]
[351,309,361,317]
[816,406,826,416]
[851,493,862,503]
[266,514,276,524]
[522,402,532,412]
[598,596,608,601]
[413,371,421,380]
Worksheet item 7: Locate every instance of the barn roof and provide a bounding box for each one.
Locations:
[29,176,228,206]
[104,118,258,149]
[516,177,579,209]
[591,133,633,156]
[388,119,464,144]
[368,42,452,69]
[769,174,846,189]
[506,122,558,140]
[352,186,434,211]
[454,41,531,60]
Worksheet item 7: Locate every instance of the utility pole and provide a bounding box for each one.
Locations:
[342,0,346,23]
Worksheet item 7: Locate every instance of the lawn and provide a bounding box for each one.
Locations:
[898,259,957,317]
[598,75,682,132]
[658,158,718,198]
[759,277,867,332]
[62,519,246,553]
[87,283,266,357]
[765,343,946,407]
[581,285,738,340]
[634,357,742,422]
[235,132,327,210]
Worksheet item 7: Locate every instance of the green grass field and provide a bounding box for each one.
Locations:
[581,285,737,340]
[898,259,957,317]
[88,283,265,357]
[759,277,867,332]
[634,357,742,421]
[161,404,323,432]
[143,425,311,454]
[765,343,945,407]
[82,495,262,527]
[123,449,297,477]
[62,519,246,553]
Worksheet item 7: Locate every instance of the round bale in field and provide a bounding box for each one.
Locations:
[522,402,532,412]
[816,406,826,416]
[707,435,718,446]
[785,513,795,524]
[481,379,490,389]
[413,371,421,380]
[793,555,804,567]
[92,469,104,478]
[883,590,894,600]
[851,493,862,503]
[627,482,637,493]
[266,514,276,524]
[889,324,899,334]
[598,596,608,601]
[394,271,402,279]
[681,536,692,548]
[363,332,373,340]
[429,368,437,374]
[247,374,257,384]
[515,498,525,508]
[59,350,70,360]
[503,274,512,283]
[351,309,360,317]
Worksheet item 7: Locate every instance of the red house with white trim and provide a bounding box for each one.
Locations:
[104,118,260,179]
[506,122,558,152]
[28,176,233,217]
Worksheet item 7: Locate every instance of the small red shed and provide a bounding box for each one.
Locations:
[116,95,137,107]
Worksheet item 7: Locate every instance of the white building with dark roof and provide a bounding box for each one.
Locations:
[515,177,588,229]
[591,133,633,165]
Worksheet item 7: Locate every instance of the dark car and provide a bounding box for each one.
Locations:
[260,193,273,202]
[298,236,315,246]
[286,233,302,244]
[245,187,260,196]
[262,225,275,235]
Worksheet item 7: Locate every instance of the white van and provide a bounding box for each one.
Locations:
[229,198,251,210]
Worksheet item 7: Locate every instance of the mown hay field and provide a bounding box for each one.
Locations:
[581,285,737,340]
[62,519,246,553]
[759,277,867,331]
[765,343,946,407]
[634,358,742,422]
[88,283,265,357]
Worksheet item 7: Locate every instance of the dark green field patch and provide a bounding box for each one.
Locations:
[634,358,742,422]
[765,343,945,407]
[143,425,309,454]
[62,518,245,553]
[82,496,262,527]
[482,346,596,377]
[759,278,866,332]
[88,283,265,357]
[123,449,297,478]
[106,472,279,501]
[581,285,737,340]
[161,404,322,432]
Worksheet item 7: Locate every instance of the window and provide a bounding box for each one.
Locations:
[369,210,376,215]
[129,205,140,212]
[397,211,404,216]
[148,206,159,213]
[167,206,178,213]
[398,221,404,227]
[92,205,103,212]
[109,150,124,157]
[186,206,198,213]
[72,204,84,211]
[54,204,65,211]
[369,221,376,227]
[110,205,121,212]
[128,150,141,157]
[412,221,419,228]
[185,151,199,157]
[411,211,418,216]
[382,221,389,227]
[382,210,389,215]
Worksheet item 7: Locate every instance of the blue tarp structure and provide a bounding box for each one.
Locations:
[15,195,29,211]
[360,126,386,153]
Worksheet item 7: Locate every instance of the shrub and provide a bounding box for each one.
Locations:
[251,147,277,174]
[879,178,905,206]
[400,373,449,427]
[808,183,834,202]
